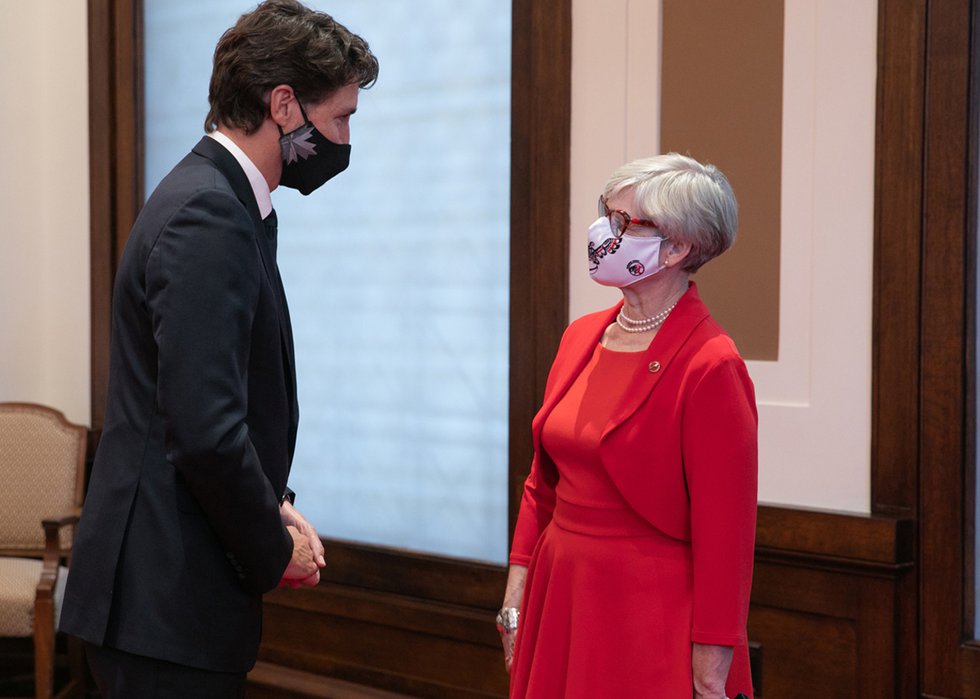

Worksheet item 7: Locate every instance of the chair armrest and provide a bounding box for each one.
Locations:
[37,512,80,597]
[41,513,81,532]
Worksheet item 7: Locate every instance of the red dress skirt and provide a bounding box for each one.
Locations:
[509,343,753,698]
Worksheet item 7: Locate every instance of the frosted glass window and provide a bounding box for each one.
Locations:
[145,1,511,563]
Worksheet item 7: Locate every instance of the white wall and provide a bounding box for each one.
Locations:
[570,0,877,513]
[0,1,91,426]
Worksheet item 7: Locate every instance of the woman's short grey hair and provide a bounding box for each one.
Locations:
[602,153,738,273]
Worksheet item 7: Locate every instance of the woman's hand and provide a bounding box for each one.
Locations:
[500,625,517,673]
[692,642,733,699]
[499,564,528,673]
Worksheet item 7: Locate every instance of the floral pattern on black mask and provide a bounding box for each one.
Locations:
[280,124,318,164]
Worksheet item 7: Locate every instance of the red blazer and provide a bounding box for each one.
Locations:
[510,283,758,646]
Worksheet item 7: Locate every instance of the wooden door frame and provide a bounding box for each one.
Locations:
[875,0,980,695]
[916,0,980,695]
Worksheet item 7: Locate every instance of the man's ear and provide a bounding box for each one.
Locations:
[268,84,299,128]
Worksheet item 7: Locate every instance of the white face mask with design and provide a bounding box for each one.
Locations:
[587,216,668,287]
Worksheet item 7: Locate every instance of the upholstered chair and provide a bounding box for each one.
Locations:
[0,403,86,699]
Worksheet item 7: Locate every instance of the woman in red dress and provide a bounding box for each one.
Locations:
[498,154,757,698]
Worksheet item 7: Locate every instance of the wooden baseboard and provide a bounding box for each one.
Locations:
[248,661,416,699]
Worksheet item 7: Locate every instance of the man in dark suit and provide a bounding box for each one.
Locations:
[60,2,379,695]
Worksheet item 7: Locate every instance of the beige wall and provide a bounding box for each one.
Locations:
[0,1,91,426]
[0,0,876,511]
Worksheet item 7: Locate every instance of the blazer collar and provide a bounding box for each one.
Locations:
[534,282,712,442]
[190,136,279,286]
[604,282,711,433]
[191,137,264,228]
[205,131,273,218]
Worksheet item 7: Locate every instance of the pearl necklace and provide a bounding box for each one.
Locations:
[616,299,680,334]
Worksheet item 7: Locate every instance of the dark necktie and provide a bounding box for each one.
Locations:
[262,208,297,425]
[263,209,278,259]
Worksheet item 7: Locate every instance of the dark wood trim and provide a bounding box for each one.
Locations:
[871,0,927,518]
[965,0,980,649]
[507,0,572,540]
[248,661,414,699]
[88,0,143,432]
[919,0,980,695]
[88,0,113,433]
[307,540,505,610]
[756,504,913,569]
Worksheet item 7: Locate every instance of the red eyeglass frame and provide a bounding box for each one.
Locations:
[598,195,659,237]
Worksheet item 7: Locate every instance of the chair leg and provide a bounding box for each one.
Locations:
[34,595,54,699]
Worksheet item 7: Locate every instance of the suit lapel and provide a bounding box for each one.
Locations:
[192,137,264,228]
[191,137,299,450]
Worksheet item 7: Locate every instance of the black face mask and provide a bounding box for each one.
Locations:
[278,102,351,195]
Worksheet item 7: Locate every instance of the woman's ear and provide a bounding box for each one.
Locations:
[663,239,692,269]
[268,84,298,128]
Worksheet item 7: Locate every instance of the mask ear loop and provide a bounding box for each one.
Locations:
[278,97,316,164]
[277,98,311,138]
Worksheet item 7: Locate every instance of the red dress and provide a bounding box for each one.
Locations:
[509,341,753,698]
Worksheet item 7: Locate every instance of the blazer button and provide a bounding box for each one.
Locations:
[648,361,661,373]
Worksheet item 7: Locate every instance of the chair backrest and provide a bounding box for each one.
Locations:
[0,403,86,553]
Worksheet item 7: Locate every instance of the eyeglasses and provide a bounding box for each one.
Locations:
[598,195,661,238]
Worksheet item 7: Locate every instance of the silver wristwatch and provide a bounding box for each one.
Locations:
[496,607,520,633]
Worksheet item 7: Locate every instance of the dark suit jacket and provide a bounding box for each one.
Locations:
[61,137,299,672]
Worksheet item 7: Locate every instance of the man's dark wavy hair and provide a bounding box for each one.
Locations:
[205,0,379,134]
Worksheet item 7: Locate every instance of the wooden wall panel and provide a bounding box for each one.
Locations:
[248,507,913,698]
[748,605,857,698]
[749,506,914,699]
[261,595,504,698]
[255,541,507,698]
